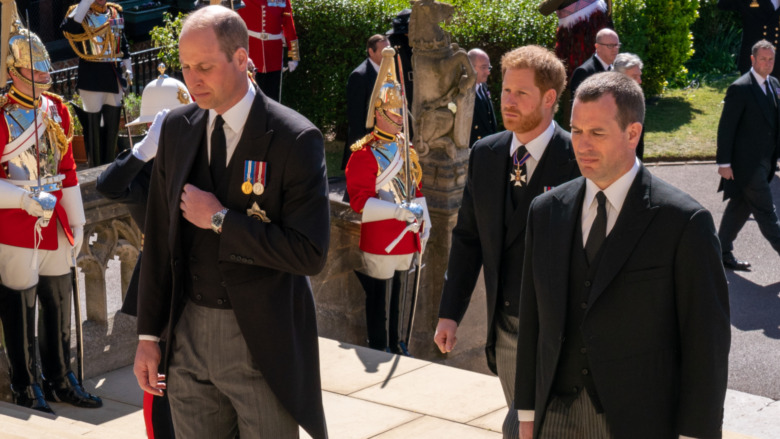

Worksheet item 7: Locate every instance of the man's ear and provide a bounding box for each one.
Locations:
[235,48,249,70]
[542,88,557,110]
[626,121,643,150]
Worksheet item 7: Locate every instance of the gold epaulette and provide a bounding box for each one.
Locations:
[0,95,7,109]
[107,2,123,12]
[350,133,374,152]
[42,91,64,104]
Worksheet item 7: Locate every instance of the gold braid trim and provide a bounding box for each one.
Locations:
[408,143,423,187]
[0,95,7,108]
[63,4,122,61]
[43,91,74,143]
[350,132,373,152]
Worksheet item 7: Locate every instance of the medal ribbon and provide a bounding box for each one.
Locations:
[513,150,531,167]
[257,162,266,186]
[244,160,254,184]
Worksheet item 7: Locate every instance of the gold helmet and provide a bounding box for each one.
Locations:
[1,1,52,88]
[365,46,404,129]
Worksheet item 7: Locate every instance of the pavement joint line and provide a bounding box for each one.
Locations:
[644,160,717,166]
[364,412,424,439]
[344,361,433,396]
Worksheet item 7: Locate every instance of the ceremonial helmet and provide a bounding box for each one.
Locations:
[365,46,404,130]
[126,64,194,127]
[0,2,52,88]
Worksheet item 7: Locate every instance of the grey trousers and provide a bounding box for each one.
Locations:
[168,303,299,439]
[539,391,612,439]
[494,311,520,439]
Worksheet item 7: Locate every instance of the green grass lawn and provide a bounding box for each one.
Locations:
[644,74,737,161]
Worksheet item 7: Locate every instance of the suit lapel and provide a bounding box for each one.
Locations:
[483,132,512,267]
[169,107,208,250]
[749,73,776,125]
[225,90,275,211]
[587,167,658,308]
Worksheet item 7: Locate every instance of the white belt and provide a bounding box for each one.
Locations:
[247,30,283,41]
[7,174,65,192]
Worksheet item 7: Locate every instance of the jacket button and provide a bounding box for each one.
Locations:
[217,299,223,305]
[504,301,510,306]
[580,302,587,309]
[582,368,589,376]
[584,280,591,287]
[475,125,479,129]
[230,255,236,261]
[193,275,199,281]
[580,347,587,354]
[248,259,254,264]
[195,294,202,301]
[477,136,482,139]
[572,386,578,393]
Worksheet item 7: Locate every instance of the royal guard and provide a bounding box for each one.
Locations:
[61,0,132,166]
[0,5,102,413]
[345,47,431,354]
[238,0,299,101]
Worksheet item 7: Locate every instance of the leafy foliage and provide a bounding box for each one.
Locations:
[149,12,187,72]
[686,0,741,77]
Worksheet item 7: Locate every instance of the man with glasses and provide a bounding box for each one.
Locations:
[468,48,498,147]
[569,28,620,100]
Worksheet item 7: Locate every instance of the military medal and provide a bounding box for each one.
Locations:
[243,160,267,196]
[247,202,271,223]
[510,149,531,187]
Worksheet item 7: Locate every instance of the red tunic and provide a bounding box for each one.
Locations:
[238,0,299,73]
[0,92,77,250]
[345,138,423,256]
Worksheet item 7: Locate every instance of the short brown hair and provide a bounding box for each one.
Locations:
[500,45,567,111]
[367,34,388,55]
[574,72,645,130]
[182,6,248,62]
[752,39,776,57]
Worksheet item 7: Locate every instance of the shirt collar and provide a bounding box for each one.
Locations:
[369,58,381,73]
[510,120,556,160]
[209,81,256,133]
[751,67,768,87]
[583,157,640,215]
[594,53,611,71]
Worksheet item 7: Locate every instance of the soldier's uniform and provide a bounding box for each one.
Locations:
[719,0,780,76]
[238,0,300,101]
[0,9,101,413]
[61,0,131,166]
[345,48,430,353]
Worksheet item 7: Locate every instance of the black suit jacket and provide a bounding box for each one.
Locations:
[469,83,498,147]
[569,54,606,99]
[438,124,580,373]
[718,0,780,76]
[716,71,780,198]
[137,90,330,439]
[341,58,378,169]
[96,150,153,316]
[515,167,731,438]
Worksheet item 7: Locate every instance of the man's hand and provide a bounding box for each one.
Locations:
[134,340,164,396]
[519,421,533,439]
[718,166,734,180]
[180,184,224,229]
[434,318,458,353]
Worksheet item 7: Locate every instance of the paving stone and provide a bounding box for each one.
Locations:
[371,415,502,438]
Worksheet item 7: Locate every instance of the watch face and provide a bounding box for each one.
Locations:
[211,211,225,232]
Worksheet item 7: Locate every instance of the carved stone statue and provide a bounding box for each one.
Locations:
[409,0,476,159]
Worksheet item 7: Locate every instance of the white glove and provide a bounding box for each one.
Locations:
[418,197,431,241]
[70,0,93,22]
[122,59,133,84]
[71,225,84,264]
[60,185,86,254]
[363,198,418,223]
[20,192,45,217]
[287,60,298,72]
[132,109,168,162]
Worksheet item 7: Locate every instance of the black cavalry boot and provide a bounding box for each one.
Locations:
[84,111,103,167]
[37,274,102,408]
[387,271,405,355]
[100,104,122,164]
[355,271,388,351]
[0,285,54,414]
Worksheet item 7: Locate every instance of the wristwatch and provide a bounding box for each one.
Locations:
[210,208,228,234]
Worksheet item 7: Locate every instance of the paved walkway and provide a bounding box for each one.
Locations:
[0,337,778,438]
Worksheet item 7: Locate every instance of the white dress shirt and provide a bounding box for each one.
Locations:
[509,120,556,181]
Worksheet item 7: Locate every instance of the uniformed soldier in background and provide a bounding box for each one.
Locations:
[345,47,430,354]
[0,7,101,413]
[719,0,780,76]
[61,0,132,166]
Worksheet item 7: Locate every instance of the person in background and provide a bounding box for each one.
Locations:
[613,52,645,159]
[468,48,498,147]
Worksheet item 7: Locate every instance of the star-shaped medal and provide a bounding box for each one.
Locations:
[510,167,527,187]
[247,202,271,223]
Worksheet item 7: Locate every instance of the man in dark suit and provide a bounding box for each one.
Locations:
[468,48,499,147]
[132,6,329,439]
[719,0,780,76]
[716,39,780,270]
[341,34,389,169]
[434,45,580,439]
[568,28,620,99]
[515,72,730,439]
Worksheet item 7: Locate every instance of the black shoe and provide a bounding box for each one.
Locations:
[14,383,55,414]
[723,252,751,271]
[44,371,103,408]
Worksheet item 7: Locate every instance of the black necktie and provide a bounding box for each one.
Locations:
[210,115,227,184]
[766,81,776,107]
[585,191,607,263]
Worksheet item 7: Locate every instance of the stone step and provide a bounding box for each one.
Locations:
[0,401,143,439]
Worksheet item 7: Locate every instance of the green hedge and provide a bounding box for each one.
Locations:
[164,0,698,133]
